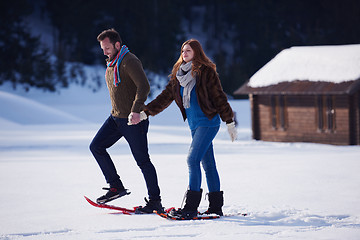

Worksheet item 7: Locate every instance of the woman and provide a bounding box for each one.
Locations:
[145,39,237,219]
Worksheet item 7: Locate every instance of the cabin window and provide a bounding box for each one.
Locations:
[317,95,336,132]
[326,96,336,132]
[270,95,287,130]
[317,96,324,130]
[279,95,286,130]
[271,96,277,129]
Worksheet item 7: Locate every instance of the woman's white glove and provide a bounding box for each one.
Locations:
[227,122,237,142]
[139,111,148,121]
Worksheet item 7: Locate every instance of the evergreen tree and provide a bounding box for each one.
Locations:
[0,0,54,91]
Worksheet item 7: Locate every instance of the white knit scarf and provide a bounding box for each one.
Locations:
[176,61,196,108]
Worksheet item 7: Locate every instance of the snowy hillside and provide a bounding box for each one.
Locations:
[0,90,87,125]
[0,84,360,240]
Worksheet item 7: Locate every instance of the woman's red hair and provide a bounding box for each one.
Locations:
[170,39,216,80]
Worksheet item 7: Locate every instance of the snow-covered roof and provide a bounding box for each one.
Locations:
[248,44,360,88]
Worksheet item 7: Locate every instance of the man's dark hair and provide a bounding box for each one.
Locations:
[97,28,122,46]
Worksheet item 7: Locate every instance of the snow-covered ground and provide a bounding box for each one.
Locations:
[1,83,360,240]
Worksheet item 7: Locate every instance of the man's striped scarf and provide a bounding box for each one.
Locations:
[107,45,129,86]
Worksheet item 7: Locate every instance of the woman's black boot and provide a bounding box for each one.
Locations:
[204,191,224,216]
[171,189,203,219]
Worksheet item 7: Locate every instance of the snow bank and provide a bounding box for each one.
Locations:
[0,91,88,125]
[249,44,360,88]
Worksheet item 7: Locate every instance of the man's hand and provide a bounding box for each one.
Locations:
[127,111,147,125]
[128,112,140,125]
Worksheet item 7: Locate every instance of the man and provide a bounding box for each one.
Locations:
[89,28,163,213]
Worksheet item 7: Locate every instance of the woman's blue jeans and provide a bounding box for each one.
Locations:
[187,126,220,192]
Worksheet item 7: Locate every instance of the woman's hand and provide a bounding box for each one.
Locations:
[226,122,237,142]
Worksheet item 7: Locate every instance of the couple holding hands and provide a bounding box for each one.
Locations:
[89,28,237,219]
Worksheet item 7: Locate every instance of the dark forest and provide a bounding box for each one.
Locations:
[1,0,360,96]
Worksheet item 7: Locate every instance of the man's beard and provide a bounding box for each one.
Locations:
[109,50,119,61]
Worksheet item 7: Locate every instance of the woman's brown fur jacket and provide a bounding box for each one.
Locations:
[145,65,234,124]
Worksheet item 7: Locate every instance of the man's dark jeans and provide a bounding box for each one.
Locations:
[90,115,161,201]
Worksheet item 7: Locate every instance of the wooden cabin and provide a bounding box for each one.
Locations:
[234,44,360,145]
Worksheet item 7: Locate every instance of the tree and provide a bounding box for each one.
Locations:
[0,0,54,91]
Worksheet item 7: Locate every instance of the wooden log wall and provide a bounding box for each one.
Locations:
[253,94,354,145]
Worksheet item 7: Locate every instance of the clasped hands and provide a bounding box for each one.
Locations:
[127,111,147,125]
